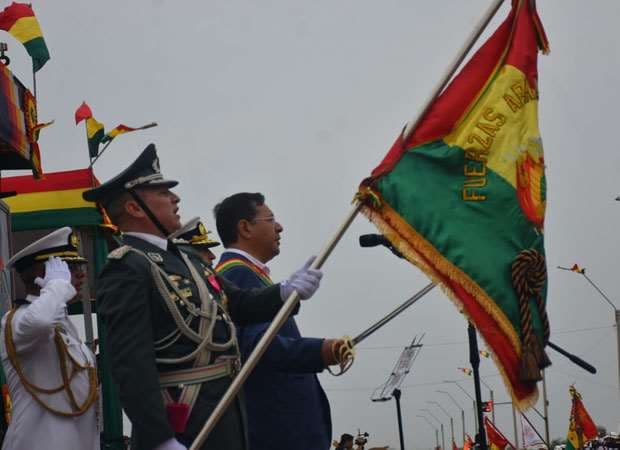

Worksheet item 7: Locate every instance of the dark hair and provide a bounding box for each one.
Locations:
[336,434,354,449]
[214,192,265,247]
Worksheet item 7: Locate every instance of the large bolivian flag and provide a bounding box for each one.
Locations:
[1,168,103,230]
[357,0,549,408]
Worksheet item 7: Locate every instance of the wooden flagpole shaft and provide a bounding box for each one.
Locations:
[190,1,507,448]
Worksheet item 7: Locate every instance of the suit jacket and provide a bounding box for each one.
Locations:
[216,251,332,450]
[96,235,292,450]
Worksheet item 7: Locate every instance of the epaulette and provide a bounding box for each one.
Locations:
[107,245,132,260]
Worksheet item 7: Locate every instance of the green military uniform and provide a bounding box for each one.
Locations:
[84,145,296,450]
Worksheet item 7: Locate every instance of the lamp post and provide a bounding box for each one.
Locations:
[430,401,455,447]
[417,414,440,450]
[437,390,466,444]
[422,408,445,450]
[558,265,620,395]
[445,380,478,432]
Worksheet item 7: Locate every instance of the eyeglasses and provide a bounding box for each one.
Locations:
[251,216,276,224]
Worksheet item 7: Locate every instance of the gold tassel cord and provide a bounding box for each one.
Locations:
[511,249,550,383]
[327,336,356,377]
[4,308,99,417]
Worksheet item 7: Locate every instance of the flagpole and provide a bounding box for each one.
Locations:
[89,140,113,168]
[189,1,508,447]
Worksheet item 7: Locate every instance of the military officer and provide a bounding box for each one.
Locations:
[0,227,99,450]
[83,144,324,450]
[169,217,220,265]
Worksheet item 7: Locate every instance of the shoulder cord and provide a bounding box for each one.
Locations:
[124,248,238,364]
[4,308,98,417]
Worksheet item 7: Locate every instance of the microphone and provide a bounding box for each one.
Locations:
[359,234,404,259]
[359,234,391,248]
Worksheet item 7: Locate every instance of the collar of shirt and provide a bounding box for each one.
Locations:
[24,294,38,303]
[225,248,270,275]
[123,231,168,251]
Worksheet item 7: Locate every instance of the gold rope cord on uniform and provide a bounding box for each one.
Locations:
[511,249,551,383]
[4,308,98,417]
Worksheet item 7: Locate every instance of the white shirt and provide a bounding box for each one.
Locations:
[124,231,168,250]
[0,280,99,450]
[224,248,270,275]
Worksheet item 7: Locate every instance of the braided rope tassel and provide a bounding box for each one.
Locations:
[327,336,355,377]
[511,249,549,382]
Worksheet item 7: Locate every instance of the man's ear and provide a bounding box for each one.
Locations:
[124,199,145,219]
[237,219,253,240]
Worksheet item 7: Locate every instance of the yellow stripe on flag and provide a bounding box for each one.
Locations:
[5,188,93,213]
[9,16,43,43]
[444,65,542,190]
[86,117,104,139]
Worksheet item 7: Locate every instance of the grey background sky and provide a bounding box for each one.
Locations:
[7,1,619,448]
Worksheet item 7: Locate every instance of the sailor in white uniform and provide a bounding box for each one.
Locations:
[0,227,99,450]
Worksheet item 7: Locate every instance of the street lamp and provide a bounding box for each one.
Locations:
[444,380,478,431]
[558,264,620,395]
[421,408,445,450]
[437,390,466,444]
[429,400,455,447]
[417,414,440,450]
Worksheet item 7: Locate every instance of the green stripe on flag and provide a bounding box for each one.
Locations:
[377,140,546,337]
[23,36,50,72]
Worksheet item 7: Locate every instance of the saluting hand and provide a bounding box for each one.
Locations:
[280,256,323,300]
[34,256,71,288]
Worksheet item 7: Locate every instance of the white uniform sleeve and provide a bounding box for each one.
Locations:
[9,279,76,353]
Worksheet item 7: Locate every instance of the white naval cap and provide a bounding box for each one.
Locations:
[7,227,87,272]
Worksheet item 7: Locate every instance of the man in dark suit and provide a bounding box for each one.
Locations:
[214,192,341,450]
[82,145,326,450]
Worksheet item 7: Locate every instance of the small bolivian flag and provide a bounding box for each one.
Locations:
[0,3,50,72]
[570,264,585,274]
[101,122,157,144]
[480,350,490,358]
[86,117,104,158]
[458,367,472,376]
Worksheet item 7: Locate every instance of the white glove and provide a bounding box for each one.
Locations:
[280,256,323,301]
[154,438,187,450]
[34,256,71,288]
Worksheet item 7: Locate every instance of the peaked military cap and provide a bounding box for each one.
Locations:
[82,144,178,205]
[7,227,87,272]
[169,217,221,248]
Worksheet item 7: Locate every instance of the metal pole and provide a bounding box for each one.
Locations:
[542,371,550,446]
[190,0,509,446]
[468,323,487,450]
[417,414,439,450]
[436,390,466,444]
[394,389,406,450]
[512,403,520,450]
[450,417,455,447]
[448,381,478,431]
[441,423,446,450]
[616,309,620,397]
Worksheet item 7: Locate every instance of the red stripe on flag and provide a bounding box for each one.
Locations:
[0,3,35,32]
[75,101,93,125]
[0,168,99,194]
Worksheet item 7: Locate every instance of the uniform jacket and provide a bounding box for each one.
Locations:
[96,235,290,450]
[216,251,332,450]
[0,280,99,450]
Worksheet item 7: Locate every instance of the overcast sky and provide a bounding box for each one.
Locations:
[7,0,620,448]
